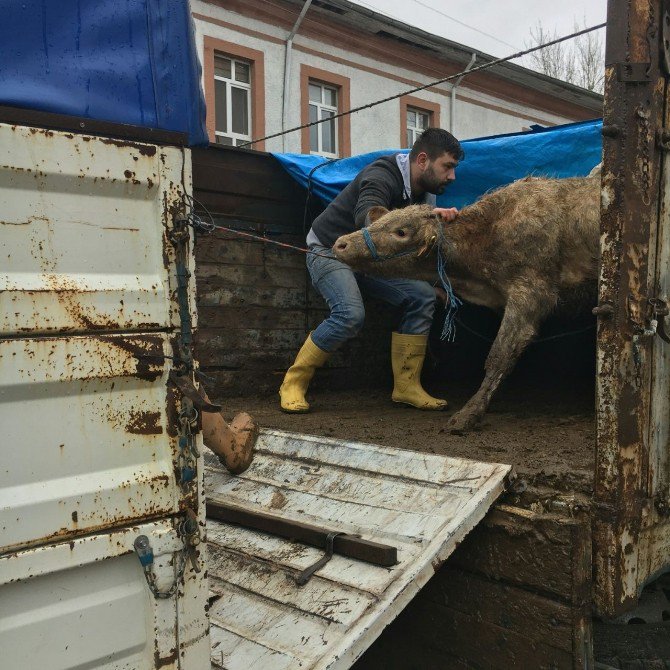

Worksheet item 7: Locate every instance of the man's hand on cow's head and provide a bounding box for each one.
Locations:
[433,207,458,222]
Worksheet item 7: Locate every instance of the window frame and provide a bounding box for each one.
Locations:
[213,55,252,147]
[203,37,265,150]
[301,65,351,158]
[405,107,431,148]
[399,96,441,149]
[307,81,339,158]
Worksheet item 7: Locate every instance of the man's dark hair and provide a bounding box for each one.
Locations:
[409,128,464,162]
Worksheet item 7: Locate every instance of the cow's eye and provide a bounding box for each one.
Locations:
[395,229,406,238]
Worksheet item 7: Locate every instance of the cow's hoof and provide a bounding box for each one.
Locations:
[448,412,478,435]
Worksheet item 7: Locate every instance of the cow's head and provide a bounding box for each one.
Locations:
[333,204,441,276]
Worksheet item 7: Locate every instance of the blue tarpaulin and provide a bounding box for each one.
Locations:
[272,118,603,209]
[0,0,207,146]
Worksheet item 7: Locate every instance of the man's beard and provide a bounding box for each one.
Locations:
[420,165,450,195]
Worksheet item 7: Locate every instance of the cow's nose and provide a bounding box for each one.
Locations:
[335,240,348,251]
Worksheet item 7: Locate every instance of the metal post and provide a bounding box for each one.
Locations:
[594,0,670,617]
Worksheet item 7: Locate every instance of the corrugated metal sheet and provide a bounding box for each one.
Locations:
[0,124,190,554]
[205,429,511,670]
[0,122,209,668]
[0,519,205,670]
[0,333,180,553]
[0,123,186,335]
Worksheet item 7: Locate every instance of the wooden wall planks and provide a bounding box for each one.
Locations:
[193,145,394,398]
[354,505,593,670]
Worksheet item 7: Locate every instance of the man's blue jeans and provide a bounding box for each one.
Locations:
[306,245,436,353]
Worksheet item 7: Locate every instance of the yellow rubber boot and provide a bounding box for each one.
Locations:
[279,334,331,413]
[391,332,448,410]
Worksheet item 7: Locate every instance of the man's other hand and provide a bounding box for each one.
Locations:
[433,207,458,222]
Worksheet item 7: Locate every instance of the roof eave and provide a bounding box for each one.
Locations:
[285,0,603,111]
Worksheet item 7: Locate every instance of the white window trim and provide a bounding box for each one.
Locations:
[309,82,339,158]
[214,55,252,147]
[406,107,431,148]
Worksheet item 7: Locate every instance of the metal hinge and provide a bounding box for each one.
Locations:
[615,62,652,83]
[635,297,670,342]
[656,129,670,151]
[169,369,221,413]
[648,297,670,342]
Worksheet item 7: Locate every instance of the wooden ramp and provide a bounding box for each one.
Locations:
[205,429,511,669]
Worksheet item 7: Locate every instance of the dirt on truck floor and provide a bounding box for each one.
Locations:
[218,375,596,496]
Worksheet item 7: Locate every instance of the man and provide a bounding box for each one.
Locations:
[279,127,463,413]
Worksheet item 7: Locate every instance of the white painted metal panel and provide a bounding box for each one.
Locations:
[0,124,185,335]
[645,122,670,585]
[0,332,182,553]
[205,429,511,670]
[0,122,209,667]
[0,519,209,670]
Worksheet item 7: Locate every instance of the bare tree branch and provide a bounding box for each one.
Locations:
[524,19,604,94]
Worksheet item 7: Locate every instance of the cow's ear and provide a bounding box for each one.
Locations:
[366,206,389,224]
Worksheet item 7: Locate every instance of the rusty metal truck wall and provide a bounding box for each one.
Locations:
[595,0,670,617]
[0,123,209,669]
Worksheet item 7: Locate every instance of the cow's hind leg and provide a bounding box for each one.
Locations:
[448,291,553,434]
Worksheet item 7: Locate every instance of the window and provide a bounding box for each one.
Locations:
[405,107,430,148]
[308,81,338,157]
[399,96,441,149]
[202,37,265,150]
[300,66,350,157]
[214,55,251,147]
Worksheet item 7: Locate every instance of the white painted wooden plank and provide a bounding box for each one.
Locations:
[206,523,418,595]
[208,543,377,624]
[252,429,502,487]
[206,479,467,542]
[205,452,462,512]
[209,584,342,664]
[207,459,501,528]
[206,429,511,670]
[210,625,303,670]
[322,473,508,670]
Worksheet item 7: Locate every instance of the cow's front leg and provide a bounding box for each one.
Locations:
[448,291,552,434]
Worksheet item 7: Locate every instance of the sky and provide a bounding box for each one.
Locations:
[347,0,607,65]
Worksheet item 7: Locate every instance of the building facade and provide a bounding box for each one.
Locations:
[191,0,603,155]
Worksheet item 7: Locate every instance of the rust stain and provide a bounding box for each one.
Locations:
[126,410,163,435]
[165,380,180,438]
[100,137,157,157]
[4,505,170,555]
[155,647,178,668]
[92,334,164,381]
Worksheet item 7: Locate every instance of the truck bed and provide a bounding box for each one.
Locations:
[218,379,595,497]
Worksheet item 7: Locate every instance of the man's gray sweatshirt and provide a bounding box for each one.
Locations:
[307,153,435,249]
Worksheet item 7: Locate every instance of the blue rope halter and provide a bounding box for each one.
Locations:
[361,227,418,262]
[435,223,462,342]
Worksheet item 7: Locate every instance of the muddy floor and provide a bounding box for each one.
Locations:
[218,375,596,495]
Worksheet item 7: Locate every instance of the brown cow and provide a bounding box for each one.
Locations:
[333,173,600,433]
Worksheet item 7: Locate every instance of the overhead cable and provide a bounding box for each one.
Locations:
[239,21,606,148]
[401,0,520,49]
[351,0,520,50]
